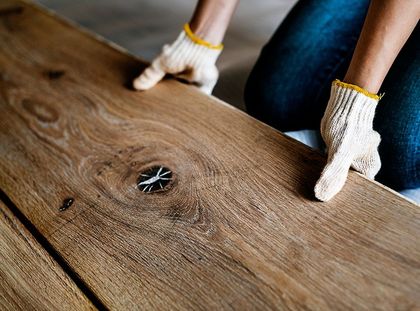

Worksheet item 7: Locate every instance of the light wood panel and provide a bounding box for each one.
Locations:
[0,200,95,310]
[0,0,419,310]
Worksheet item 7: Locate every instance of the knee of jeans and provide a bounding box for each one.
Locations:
[377,135,419,190]
[244,73,270,121]
[244,68,294,131]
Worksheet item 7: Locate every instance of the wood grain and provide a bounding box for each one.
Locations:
[0,0,419,310]
[0,200,95,310]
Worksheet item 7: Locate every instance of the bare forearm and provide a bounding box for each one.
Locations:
[189,0,239,44]
[344,0,420,93]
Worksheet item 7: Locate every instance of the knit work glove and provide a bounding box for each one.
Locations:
[314,79,382,201]
[133,24,223,95]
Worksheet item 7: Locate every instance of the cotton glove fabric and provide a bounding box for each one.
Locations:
[314,80,381,202]
[133,25,222,95]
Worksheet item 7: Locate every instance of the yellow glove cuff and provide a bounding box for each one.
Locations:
[333,79,383,101]
[183,23,224,50]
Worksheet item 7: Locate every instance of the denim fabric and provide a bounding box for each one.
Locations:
[244,0,419,190]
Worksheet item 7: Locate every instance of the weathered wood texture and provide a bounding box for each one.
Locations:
[0,200,95,310]
[0,0,419,310]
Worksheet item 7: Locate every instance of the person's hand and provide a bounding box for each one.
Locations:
[133,24,223,95]
[314,80,382,201]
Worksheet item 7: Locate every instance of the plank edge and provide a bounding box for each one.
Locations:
[0,188,105,310]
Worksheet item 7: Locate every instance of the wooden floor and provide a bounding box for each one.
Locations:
[1,1,419,310]
[35,0,420,202]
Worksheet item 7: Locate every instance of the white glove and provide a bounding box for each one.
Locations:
[314,79,382,201]
[133,24,223,95]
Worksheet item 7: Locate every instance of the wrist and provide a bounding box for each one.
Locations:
[343,69,383,94]
[188,0,237,45]
[189,21,225,46]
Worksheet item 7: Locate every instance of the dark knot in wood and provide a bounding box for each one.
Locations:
[137,166,172,193]
[59,197,74,211]
[46,69,65,80]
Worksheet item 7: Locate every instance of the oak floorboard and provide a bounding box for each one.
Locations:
[0,199,95,310]
[0,0,419,310]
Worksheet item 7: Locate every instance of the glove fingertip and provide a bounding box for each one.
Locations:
[198,83,214,95]
[132,76,149,91]
[132,70,163,91]
[314,177,335,202]
[314,156,352,202]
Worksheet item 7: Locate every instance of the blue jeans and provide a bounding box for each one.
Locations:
[244,0,420,190]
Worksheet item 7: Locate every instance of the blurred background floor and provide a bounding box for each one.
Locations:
[36,0,419,204]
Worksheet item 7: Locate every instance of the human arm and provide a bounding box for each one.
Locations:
[315,0,420,201]
[344,0,420,93]
[132,0,239,94]
[189,0,238,45]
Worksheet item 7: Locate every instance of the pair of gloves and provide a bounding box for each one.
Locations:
[133,25,381,202]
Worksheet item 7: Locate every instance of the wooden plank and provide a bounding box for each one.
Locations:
[0,199,95,310]
[0,0,419,309]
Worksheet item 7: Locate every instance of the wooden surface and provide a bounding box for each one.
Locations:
[0,200,95,310]
[0,0,419,310]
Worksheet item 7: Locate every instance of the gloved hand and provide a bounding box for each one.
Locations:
[133,24,223,95]
[314,79,382,201]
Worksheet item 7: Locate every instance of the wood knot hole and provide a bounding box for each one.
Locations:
[46,69,65,80]
[137,166,172,193]
[59,198,74,211]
